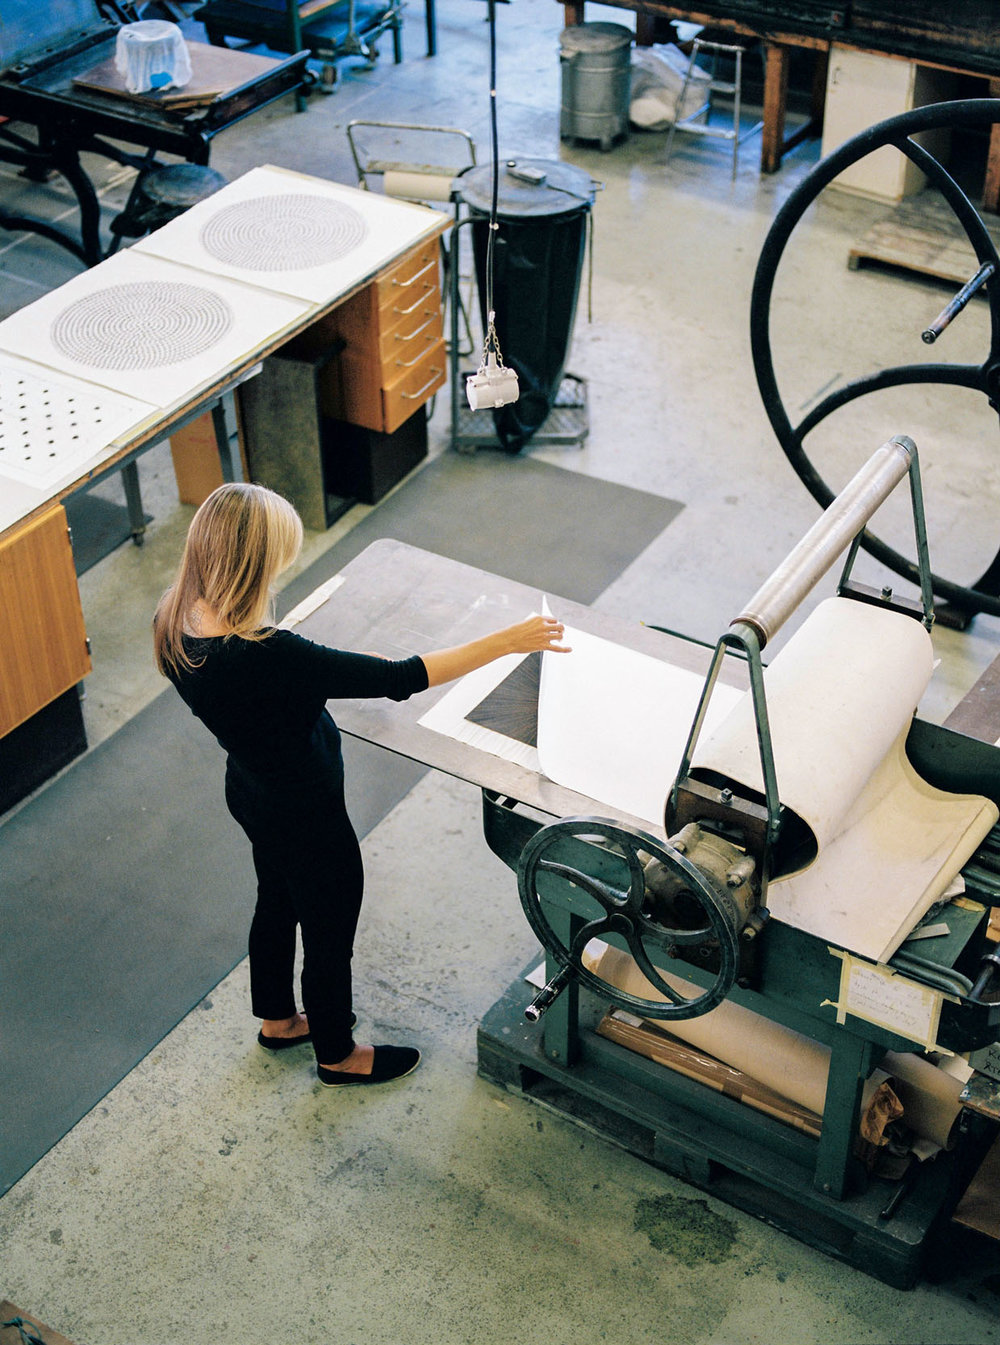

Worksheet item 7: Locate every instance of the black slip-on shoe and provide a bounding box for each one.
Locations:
[317,1045,421,1087]
[258,1011,357,1051]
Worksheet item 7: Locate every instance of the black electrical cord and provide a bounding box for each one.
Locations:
[485,0,499,323]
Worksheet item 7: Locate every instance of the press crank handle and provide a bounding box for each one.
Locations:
[525,965,575,1021]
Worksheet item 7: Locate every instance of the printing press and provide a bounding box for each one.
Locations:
[0,1,306,266]
[293,436,1000,1288]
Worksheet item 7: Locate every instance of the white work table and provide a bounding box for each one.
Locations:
[0,164,446,534]
[0,166,447,803]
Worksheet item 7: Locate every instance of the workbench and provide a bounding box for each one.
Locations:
[0,14,308,267]
[0,170,448,811]
[560,1,1000,207]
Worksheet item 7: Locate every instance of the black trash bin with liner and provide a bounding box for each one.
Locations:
[456,159,596,452]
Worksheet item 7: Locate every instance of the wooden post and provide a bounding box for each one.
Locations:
[761,41,790,174]
[169,412,226,506]
[983,79,1000,215]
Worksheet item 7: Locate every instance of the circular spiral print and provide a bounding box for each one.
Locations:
[51,282,233,370]
[199,193,369,271]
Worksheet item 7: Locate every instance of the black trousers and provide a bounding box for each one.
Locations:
[225,754,362,1065]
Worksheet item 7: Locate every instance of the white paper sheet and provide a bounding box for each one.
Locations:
[536,624,743,828]
[419,615,742,827]
[0,248,310,408]
[771,728,997,961]
[133,164,443,301]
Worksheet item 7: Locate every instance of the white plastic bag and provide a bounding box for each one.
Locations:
[115,20,192,94]
[629,44,710,130]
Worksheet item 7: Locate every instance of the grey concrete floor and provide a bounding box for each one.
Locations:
[2,2,1000,1341]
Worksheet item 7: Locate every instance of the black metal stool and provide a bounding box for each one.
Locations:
[107,162,228,255]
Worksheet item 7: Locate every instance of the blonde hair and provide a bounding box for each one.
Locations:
[154,483,303,676]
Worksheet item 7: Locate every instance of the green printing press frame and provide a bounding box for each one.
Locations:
[293,437,1000,1290]
[475,437,1000,1288]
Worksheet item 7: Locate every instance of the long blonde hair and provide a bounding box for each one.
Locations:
[154,483,303,676]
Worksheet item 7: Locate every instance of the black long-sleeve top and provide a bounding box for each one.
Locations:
[168,628,429,787]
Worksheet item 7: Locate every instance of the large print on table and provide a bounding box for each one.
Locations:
[133,165,444,302]
[0,352,157,491]
[0,248,310,409]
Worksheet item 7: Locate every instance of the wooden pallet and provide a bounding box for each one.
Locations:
[848,189,1000,286]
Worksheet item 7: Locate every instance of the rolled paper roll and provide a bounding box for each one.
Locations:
[382,171,455,203]
[882,1050,966,1151]
[589,944,832,1116]
[590,943,968,1149]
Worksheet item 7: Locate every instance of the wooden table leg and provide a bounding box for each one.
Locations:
[636,14,657,46]
[761,41,790,174]
[563,1,584,25]
[983,79,1000,215]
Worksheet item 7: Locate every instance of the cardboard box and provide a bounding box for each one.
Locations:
[952,1133,1000,1239]
[0,1303,76,1345]
[597,1010,823,1138]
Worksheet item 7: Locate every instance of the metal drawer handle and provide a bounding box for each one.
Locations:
[400,368,442,399]
[391,257,437,289]
[392,287,434,316]
[394,313,438,343]
[394,339,434,368]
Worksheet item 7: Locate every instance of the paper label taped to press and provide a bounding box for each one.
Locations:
[825,949,950,1050]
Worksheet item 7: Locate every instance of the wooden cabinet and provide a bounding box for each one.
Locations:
[238,235,446,523]
[821,46,956,203]
[318,237,447,433]
[0,504,91,737]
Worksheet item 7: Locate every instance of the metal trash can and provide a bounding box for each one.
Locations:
[456,159,596,453]
[559,22,632,151]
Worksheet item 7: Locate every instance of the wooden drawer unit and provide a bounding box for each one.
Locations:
[0,504,91,737]
[321,238,447,434]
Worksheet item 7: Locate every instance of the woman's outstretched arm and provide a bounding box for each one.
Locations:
[421,615,571,688]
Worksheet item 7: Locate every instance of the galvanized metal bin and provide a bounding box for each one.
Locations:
[559,22,632,151]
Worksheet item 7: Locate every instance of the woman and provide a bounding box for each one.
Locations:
[153,482,569,1088]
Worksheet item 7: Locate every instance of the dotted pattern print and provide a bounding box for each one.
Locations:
[199,193,369,271]
[0,362,152,488]
[50,281,234,371]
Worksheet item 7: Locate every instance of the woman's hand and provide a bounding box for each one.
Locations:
[502,615,572,656]
[421,613,572,688]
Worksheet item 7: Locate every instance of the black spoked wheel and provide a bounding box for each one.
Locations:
[517,818,741,1021]
[751,99,1000,617]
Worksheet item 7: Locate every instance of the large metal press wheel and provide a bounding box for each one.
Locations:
[517,817,741,1020]
[750,99,1000,618]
